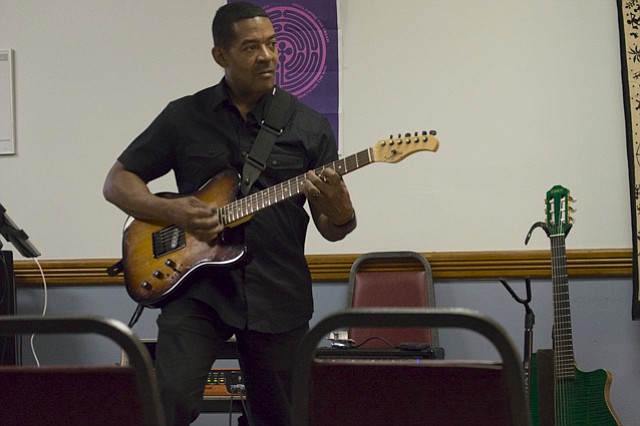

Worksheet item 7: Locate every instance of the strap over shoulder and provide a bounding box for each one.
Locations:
[241,87,293,196]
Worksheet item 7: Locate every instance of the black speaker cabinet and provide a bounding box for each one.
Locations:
[0,250,20,365]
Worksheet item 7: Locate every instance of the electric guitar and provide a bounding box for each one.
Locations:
[120,131,440,307]
[529,185,620,425]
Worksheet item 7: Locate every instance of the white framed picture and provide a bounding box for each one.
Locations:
[0,49,15,155]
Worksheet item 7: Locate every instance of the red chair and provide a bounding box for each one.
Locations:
[348,251,438,349]
[0,316,165,426]
[291,308,531,426]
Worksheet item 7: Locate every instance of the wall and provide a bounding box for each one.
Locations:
[0,0,631,258]
[1,1,638,425]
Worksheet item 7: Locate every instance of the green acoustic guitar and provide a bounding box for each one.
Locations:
[529,185,620,425]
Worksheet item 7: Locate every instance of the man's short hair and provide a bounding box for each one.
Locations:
[212,2,270,48]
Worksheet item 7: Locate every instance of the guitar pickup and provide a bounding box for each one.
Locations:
[152,225,186,258]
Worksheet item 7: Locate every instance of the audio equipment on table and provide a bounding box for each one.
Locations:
[204,368,245,397]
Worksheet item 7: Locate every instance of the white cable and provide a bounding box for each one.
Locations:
[29,257,47,367]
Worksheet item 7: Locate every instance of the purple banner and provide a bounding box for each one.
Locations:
[227,0,340,145]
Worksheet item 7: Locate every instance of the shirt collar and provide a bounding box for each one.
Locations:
[209,78,275,124]
[209,77,230,109]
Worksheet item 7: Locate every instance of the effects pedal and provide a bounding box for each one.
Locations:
[203,368,245,397]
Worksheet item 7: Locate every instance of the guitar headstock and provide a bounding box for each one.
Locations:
[371,130,440,163]
[545,185,575,236]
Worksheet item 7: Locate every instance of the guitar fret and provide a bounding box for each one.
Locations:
[255,191,263,210]
[550,234,576,378]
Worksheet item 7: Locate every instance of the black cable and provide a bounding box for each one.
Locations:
[240,394,248,417]
[0,251,8,310]
[0,252,8,364]
[127,304,145,328]
[351,336,395,349]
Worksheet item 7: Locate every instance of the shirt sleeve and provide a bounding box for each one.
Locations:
[117,103,178,183]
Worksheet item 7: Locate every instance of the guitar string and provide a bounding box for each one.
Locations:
[552,234,565,425]
[154,225,184,253]
[553,233,574,425]
[149,148,371,243]
[222,148,374,225]
[553,235,565,425]
[156,146,381,232]
[151,139,424,230]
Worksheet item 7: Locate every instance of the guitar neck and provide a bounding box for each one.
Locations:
[551,233,575,380]
[218,148,373,226]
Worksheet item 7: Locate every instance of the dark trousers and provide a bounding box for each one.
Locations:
[154,297,308,426]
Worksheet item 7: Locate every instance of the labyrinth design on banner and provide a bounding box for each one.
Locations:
[268,5,328,98]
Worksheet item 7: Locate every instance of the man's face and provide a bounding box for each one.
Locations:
[215,16,278,99]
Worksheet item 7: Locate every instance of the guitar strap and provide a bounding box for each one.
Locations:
[240,86,292,196]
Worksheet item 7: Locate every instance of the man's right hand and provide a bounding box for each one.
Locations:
[104,161,223,243]
[166,196,223,243]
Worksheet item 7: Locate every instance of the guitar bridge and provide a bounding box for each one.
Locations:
[152,225,186,258]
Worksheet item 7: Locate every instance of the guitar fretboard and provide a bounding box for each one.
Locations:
[551,233,575,380]
[218,148,373,226]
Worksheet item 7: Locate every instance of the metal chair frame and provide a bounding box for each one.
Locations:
[0,316,165,426]
[348,251,439,347]
[292,307,531,426]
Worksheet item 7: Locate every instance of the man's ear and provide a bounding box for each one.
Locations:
[212,46,226,67]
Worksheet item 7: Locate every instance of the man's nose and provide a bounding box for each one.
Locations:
[258,44,276,61]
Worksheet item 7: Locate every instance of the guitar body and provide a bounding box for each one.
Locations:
[530,353,620,425]
[123,170,247,308]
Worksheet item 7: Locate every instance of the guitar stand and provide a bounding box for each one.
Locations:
[498,221,547,396]
[499,276,535,394]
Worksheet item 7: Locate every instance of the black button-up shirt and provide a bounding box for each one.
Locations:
[118,79,337,333]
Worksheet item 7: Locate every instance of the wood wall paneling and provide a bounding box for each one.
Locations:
[12,249,632,286]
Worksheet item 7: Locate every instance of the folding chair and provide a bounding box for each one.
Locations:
[0,316,165,426]
[292,307,531,426]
